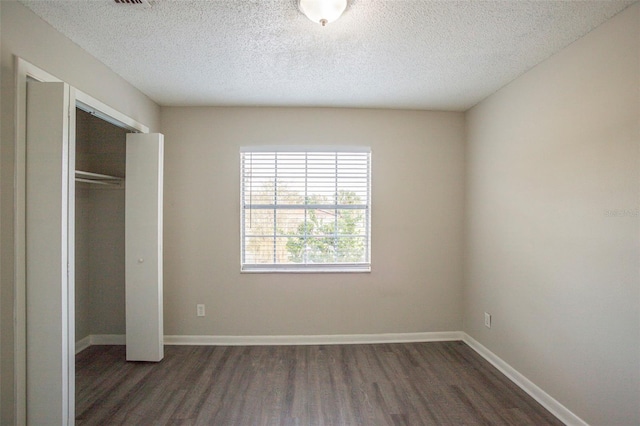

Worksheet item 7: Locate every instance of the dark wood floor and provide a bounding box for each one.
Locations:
[76,341,563,425]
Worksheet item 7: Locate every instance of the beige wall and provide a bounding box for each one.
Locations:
[76,186,128,340]
[0,1,160,423]
[88,189,126,335]
[161,107,465,337]
[464,4,639,425]
[75,187,92,342]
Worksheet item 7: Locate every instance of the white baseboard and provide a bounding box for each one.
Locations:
[163,331,463,346]
[462,333,587,426]
[75,335,91,354]
[75,334,126,354]
[91,334,126,345]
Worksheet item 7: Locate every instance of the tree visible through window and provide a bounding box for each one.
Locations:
[241,148,371,272]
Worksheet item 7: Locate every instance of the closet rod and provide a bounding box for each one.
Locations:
[75,178,121,186]
[75,170,123,181]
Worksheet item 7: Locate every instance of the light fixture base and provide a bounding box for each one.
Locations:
[298,0,347,26]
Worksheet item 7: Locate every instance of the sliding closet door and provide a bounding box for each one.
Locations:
[26,81,75,425]
[125,133,164,362]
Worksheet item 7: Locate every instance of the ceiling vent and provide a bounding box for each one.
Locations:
[114,0,155,8]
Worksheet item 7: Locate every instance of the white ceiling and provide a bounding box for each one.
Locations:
[20,0,636,111]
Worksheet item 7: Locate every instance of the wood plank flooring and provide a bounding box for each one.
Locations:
[76,341,563,425]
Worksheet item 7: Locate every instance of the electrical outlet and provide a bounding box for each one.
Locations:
[197,304,205,317]
[484,312,491,328]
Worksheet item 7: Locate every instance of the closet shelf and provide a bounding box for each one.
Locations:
[75,170,124,187]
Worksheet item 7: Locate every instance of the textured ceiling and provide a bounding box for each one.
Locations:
[19,0,636,111]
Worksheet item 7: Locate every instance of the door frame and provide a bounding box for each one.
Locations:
[14,57,149,424]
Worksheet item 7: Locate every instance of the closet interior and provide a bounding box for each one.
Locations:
[75,107,127,349]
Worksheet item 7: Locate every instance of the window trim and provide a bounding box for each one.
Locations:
[240,146,372,273]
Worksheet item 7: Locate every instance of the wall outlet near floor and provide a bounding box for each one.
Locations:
[484,312,491,328]
[197,304,205,317]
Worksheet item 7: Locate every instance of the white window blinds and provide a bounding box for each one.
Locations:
[241,147,371,272]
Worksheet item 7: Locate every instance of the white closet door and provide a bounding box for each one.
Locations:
[26,81,75,425]
[125,133,164,362]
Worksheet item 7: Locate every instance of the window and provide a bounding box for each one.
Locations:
[241,147,371,272]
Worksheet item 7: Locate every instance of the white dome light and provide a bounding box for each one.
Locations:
[298,0,347,26]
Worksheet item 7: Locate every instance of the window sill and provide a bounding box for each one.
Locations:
[241,265,371,274]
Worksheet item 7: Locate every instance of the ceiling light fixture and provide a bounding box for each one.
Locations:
[298,0,347,27]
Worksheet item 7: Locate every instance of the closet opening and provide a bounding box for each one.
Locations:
[74,105,130,356]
